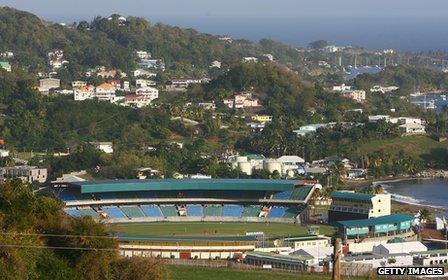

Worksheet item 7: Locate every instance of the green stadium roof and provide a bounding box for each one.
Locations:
[69,179,301,194]
[330,191,374,201]
[335,214,414,228]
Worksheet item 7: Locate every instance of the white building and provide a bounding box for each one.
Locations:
[343,253,413,268]
[0,61,11,72]
[370,85,399,94]
[0,166,47,183]
[277,156,305,174]
[136,79,156,88]
[372,242,427,255]
[133,69,157,78]
[170,78,204,88]
[38,78,60,93]
[293,123,333,137]
[333,84,352,92]
[225,93,261,109]
[262,54,274,61]
[74,85,95,101]
[343,90,366,103]
[399,123,426,135]
[368,115,391,123]
[290,247,334,265]
[0,149,9,157]
[323,45,344,53]
[95,83,117,101]
[242,57,258,63]
[210,60,222,68]
[230,154,305,176]
[284,235,332,251]
[89,142,113,154]
[136,87,159,101]
[72,81,87,88]
[136,50,151,60]
[138,59,165,71]
[121,95,153,108]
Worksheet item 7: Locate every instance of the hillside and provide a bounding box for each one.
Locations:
[0,7,303,73]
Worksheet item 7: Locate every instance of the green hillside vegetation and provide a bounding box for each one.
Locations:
[353,66,448,94]
[358,135,448,169]
[0,7,303,76]
[0,179,167,280]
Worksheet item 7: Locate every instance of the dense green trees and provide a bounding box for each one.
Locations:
[0,180,167,279]
[0,7,308,75]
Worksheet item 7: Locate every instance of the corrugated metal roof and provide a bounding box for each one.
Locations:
[335,214,414,228]
[70,179,300,193]
[331,191,373,201]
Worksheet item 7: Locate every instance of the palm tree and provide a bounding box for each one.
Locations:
[419,208,432,224]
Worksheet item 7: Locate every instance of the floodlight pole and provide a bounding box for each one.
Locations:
[332,237,341,280]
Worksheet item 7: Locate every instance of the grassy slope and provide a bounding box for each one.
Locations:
[110,222,336,239]
[168,266,335,280]
[358,135,448,158]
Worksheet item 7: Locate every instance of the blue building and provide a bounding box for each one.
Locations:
[334,214,415,240]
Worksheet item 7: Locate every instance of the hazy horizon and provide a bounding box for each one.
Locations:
[1,0,448,51]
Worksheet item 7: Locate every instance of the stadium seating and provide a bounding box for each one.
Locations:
[102,206,127,219]
[97,192,116,200]
[289,186,312,200]
[242,205,261,217]
[140,205,163,217]
[186,205,203,216]
[272,191,292,200]
[160,205,179,217]
[78,207,100,219]
[222,204,243,217]
[59,189,77,201]
[137,191,157,199]
[115,192,136,199]
[282,205,307,218]
[203,205,222,216]
[267,206,287,218]
[64,207,81,217]
[120,205,145,218]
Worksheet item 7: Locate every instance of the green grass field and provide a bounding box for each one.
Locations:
[109,222,336,239]
[168,265,336,280]
[358,135,448,158]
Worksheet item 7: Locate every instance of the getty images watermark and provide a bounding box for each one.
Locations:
[377,267,444,276]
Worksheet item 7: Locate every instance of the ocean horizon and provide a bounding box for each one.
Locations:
[41,14,448,52]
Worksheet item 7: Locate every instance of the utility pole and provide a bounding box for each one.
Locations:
[332,238,342,280]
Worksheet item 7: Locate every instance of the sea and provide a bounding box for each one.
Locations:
[382,179,448,210]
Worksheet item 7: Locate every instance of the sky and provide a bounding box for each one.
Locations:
[1,0,448,51]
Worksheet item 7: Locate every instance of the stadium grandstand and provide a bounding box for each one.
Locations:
[52,179,317,224]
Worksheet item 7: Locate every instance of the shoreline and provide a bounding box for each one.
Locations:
[344,175,448,214]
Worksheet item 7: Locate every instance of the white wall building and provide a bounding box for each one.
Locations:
[74,85,95,101]
[136,87,159,101]
[133,69,157,78]
[89,142,114,154]
[343,90,366,103]
[136,79,156,88]
[343,253,413,268]
[332,84,352,92]
[0,166,47,183]
[372,242,427,255]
